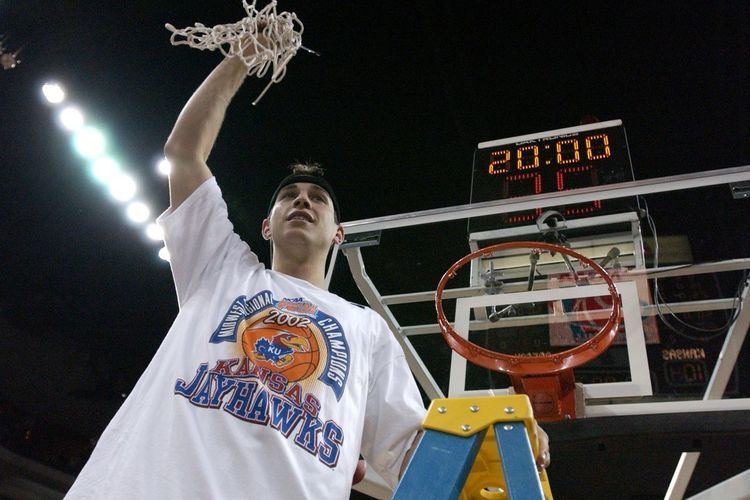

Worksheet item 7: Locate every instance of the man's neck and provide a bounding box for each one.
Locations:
[272,255,327,290]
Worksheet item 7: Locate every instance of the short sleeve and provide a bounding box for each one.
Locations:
[156,177,260,307]
[359,312,426,489]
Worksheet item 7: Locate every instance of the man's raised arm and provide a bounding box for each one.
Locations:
[164,55,249,209]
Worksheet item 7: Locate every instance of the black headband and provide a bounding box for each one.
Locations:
[268,174,341,222]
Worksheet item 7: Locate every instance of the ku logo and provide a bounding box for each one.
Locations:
[254,333,310,369]
[242,312,321,383]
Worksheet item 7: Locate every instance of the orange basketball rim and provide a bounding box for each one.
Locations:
[435,241,623,420]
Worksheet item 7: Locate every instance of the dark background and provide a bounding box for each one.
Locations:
[1,1,748,498]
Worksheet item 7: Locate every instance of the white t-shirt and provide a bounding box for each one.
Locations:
[65,178,426,499]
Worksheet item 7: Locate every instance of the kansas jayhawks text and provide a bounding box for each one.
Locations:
[175,357,343,468]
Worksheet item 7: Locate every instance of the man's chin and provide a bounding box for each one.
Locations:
[275,231,327,251]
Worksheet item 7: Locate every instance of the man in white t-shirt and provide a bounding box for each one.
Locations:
[64,41,430,498]
[66,46,548,499]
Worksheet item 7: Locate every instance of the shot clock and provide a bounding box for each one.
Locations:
[469,120,636,231]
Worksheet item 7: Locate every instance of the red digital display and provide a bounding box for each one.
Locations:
[470,121,634,230]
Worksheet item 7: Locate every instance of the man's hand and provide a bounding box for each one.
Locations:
[534,421,551,471]
[231,21,272,60]
[352,458,366,485]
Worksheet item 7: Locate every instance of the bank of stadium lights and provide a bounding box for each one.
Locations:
[41,81,170,261]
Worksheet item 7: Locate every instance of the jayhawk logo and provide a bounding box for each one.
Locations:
[242,314,321,383]
[254,333,311,368]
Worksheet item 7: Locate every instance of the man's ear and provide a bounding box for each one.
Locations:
[261,218,272,241]
[333,224,345,246]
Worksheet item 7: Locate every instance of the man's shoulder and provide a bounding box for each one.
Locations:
[323,294,383,323]
[341,300,389,331]
[340,299,377,318]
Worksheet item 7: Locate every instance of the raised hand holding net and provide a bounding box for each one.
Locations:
[165,0,305,105]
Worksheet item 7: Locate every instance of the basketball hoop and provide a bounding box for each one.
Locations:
[435,241,623,420]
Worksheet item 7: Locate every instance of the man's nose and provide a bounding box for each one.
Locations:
[293,193,311,208]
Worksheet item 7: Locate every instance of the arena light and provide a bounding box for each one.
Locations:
[108,173,137,202]
[42,81,168,262]
[42,83,65,104]
[91,157,121,184]
[59,106,84,131]
[145,223,164,241]
[73,126,106,159]
[126,201,151,224]
[157,158,171,176]
[158,247,171,262]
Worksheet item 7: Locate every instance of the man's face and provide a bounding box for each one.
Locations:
[262,182,343,256]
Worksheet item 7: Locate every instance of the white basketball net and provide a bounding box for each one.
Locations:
[165,0,304,105]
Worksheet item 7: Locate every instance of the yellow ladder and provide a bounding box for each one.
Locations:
[394,395,553,500]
